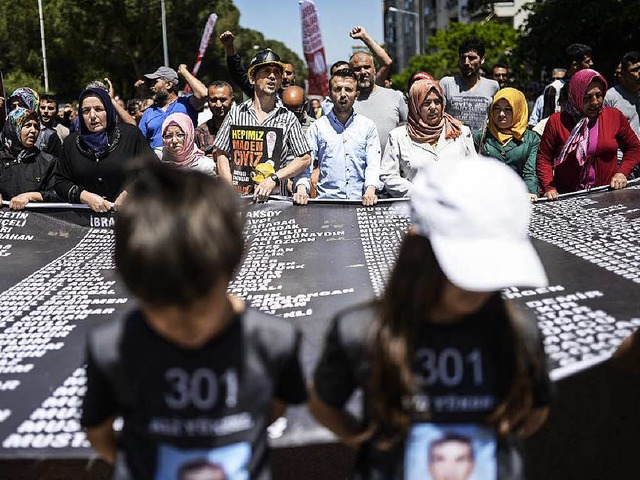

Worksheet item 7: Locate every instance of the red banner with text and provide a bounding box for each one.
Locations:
[299,0,329,97]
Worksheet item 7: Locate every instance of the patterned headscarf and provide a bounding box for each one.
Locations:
[161,112,206,167]
[487,88,528,145]
[407,79,462,144]
[3,107,40,157]
[554,69,608,189]
[8,87,40,113]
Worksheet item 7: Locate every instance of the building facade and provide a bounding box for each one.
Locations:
[384,0,530,71]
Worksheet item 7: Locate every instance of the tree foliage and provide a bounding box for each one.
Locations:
[0,0,305,101]
[392,21,518,92]
[514,0,640,85]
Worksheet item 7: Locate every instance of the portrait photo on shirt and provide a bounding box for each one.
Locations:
[404,423,496,480]
[155,441,251,480]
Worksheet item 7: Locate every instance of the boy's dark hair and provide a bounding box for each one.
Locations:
[428,433,475,462]
[458,37,485,58]
[621,51,640,71]
[492,62,508,70]
[565,43,592,64]
[330,60,350,75]
[115,159,244,307]
[330,68,357,85]
[208,80,233,92]
[40,93,58,108]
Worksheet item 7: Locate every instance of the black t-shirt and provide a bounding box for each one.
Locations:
[314,295,551,480]
[81,307,307,480]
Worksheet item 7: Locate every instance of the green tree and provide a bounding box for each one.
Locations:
[0,0,305,101]
[514,0,640,84]
[392,21,519,92]
[3,70,43,97]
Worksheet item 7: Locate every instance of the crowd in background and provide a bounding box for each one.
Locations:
[0,25,638,211]
[1,19,639,480]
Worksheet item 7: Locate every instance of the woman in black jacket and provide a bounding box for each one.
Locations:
[0,107,60,209]
[54,87,153,212]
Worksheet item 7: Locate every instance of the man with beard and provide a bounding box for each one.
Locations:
[305,69,380,205]
[492,63,509,89]
[439,38,499,132]
[39,93,69,143]
[194,81,235,161]
[214,49,311,203]
[138,64,207,149]
[350,51,407,151]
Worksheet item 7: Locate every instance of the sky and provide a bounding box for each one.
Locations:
[231,0,384,66]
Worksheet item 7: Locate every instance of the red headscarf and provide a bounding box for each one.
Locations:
[407,79,463,144]
[555,69,608,169]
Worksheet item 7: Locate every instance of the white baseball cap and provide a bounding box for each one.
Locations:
[410,156,548,292]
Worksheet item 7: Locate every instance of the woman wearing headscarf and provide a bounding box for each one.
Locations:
[0,107,61,209]
[160,112,215,175]
[54,87,154,212]
[3,87,63,158]
[537,69,640,200]
[380,79,477,198]
[474,88,540,199]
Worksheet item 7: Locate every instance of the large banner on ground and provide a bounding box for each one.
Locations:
[0,186,639,458]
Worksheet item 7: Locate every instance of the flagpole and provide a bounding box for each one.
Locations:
[37,0,49,91]
[161,0,169,66]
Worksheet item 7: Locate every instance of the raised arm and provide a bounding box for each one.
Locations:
[220,31,255,98]
[178,64,207,110]
[105,78,136,126]
[349,26,393,87]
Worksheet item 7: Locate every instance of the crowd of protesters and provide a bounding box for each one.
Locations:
[0,32,638,211]
[1,21,639,480]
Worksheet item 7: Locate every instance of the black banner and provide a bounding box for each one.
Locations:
[0,186,639,458]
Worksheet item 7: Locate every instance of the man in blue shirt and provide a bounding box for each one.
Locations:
[305,69,380,205]
[138,64,208,149]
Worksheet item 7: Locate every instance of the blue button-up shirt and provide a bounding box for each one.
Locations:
[305,110,381,199]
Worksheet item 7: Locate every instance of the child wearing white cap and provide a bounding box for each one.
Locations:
[310,156,551,479]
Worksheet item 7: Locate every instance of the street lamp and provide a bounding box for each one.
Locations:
[388,6,421,57]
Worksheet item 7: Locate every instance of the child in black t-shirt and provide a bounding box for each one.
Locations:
[81,160,306,479]
[310,157,552,479]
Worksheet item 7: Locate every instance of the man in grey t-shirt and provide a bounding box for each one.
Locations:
[350,51,408,150]
[605,51,640,139]
[439,38,499,132]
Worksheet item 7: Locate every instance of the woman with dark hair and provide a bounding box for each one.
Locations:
[311,157,551,479]
[0,107,60,209]
[54,87,153,212]
[380,79,476,198]
[474,87,540,199]
[537,68,640,199]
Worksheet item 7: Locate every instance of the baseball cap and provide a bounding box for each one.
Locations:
[410,157,548,292]
[144,66,179,84]
[247,49,287,78]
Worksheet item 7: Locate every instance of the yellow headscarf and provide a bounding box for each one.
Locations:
[487,87,528,145]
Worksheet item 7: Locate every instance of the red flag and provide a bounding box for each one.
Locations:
[185,13,218,93]
[299,0,328,97]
